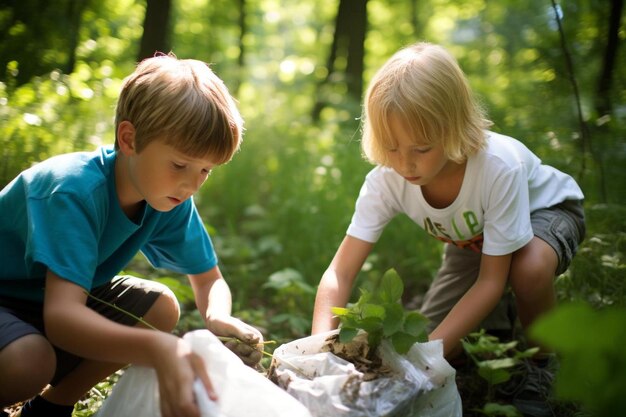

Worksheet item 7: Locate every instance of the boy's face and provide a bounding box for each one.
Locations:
[121,137,217,212]
[385,115,456,187]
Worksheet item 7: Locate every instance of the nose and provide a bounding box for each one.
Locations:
[399,151,416,172]
[183,171,206,194]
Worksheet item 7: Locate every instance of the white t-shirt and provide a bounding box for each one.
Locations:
[347,131,584,256]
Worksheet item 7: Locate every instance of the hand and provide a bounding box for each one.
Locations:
[206,314,264,367]
[151,333,217,417]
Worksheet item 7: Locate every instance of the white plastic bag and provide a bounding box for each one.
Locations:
[270,330,462,417]
[97,330,312,417]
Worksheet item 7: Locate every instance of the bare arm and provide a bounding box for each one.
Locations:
[429,253,511,356]
[44,271,211,417]
[311,235,374,334]
[187,266,262,344]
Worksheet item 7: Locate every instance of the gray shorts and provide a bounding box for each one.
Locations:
[420,199,586,331]
[0,275,165,385]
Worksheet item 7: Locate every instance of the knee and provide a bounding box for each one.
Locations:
[142,286,180,332]
[0,334,56,405]
[510,243,557,302]
[511,268,553,303]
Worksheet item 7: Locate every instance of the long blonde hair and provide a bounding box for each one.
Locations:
[362,42,491,165]
[115,53,243,164]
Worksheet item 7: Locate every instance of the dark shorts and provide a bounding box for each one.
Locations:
[0,275,165,385]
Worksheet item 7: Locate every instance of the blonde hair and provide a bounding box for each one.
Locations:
[362,42,492,165]
[115,53,243,164]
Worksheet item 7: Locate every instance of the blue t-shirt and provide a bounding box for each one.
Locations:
[0,146,218,302]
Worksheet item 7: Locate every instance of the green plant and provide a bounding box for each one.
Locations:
[462,330,538,416]
[530,302,626,416]
[331,268,429,356]
[262,268,316,340]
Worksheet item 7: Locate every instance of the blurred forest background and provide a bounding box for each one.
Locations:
[1,0,625,415]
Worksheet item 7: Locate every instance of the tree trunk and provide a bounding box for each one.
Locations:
[312,0,369,122]
[595,0,623,117]
[233,0,247,95]
[137,0,172,61]
[65,0,89,74]
[345,0,367,100]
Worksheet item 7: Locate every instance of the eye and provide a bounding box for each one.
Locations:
[386,148,398,153]
[171,162,186,170]
[413,147,431,154]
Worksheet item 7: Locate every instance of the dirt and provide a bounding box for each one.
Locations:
[319,332,393,381]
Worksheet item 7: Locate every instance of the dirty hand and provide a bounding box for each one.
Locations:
[207,315,264,367]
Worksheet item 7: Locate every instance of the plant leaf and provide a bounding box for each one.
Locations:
[382,303,404,336]
[361,303,385,319]
[482,402,522,417]
[403,311,429,339]
[331,307,350,317]
[358,317,383,333]
[477,366,511,386]
[339,326,358,343]
[391,331,419,354]
[379,268,403,303]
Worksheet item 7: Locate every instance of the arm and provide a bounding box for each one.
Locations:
[311,235,374,334]
[188,266,263,363]
[44,271,211,417]
[429,253,511,357]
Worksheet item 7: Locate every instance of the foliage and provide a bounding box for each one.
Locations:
[530,302,626,417]
[0,63,119,187]
[0,1,624,416]
[331,268,429,355]
[73,373,120,417]
[462,330,538,415]
[556,203,626,307]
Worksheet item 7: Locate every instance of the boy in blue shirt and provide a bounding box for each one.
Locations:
[0,55,262,417]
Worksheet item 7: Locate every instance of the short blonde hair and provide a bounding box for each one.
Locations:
[115,54,243,164]
[362,42,491,165]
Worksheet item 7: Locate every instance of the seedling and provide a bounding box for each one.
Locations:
[331,268,429,356]
[462,329,538,416]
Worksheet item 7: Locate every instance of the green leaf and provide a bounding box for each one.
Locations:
[529,302,626,414]
[391,331,419,354]
[477,365,511,386]
[482,402,522,417]
[358,317,383,333]
[403,311,429,339]
[379,268,403,303]
[338,327,359,343]
[382,303,404,336]
[361,303,385,319]
[478,357,518,370]
[331,307,350,317]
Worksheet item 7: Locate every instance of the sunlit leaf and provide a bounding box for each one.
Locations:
[379,268,403,303]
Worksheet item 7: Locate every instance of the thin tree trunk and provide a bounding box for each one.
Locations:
[234,0,247,95]
[137,0,172,61]
[312,0,368,122]
[65,0,89,74]
[345,0,367,100]
[595,0,623,117]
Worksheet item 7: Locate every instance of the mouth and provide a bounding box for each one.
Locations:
[168,196,183,205]
[404,176,421,182]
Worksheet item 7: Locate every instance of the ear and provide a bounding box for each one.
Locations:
[117,121,137,156]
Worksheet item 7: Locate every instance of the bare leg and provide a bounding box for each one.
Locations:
[509,236,558,351]
[0,334,56,407]
[40,289,180,406]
